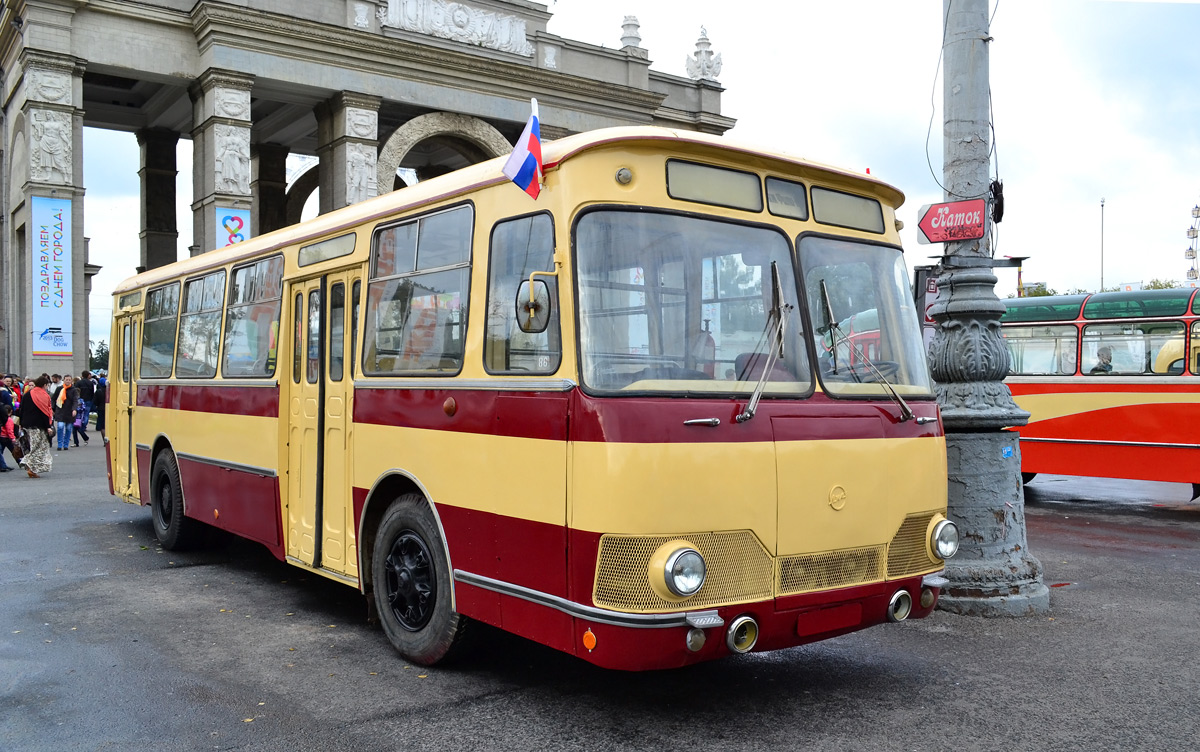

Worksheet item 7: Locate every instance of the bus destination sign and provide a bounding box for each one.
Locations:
[916,199,987,244]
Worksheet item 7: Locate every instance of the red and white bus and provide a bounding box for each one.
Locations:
[1001,288,1200,499]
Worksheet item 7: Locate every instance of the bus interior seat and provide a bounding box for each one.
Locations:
[734,352,794,382]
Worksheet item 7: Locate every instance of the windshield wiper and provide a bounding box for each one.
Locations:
[736,261,792,423]
[818,279,925,424]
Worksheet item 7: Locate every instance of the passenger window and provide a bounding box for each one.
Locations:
[1003,325,1078,375]
[223,256,284,378]
[485,214,561,374]
[176,270,226,378]
[364,205,473,375]
[140,283,180,379]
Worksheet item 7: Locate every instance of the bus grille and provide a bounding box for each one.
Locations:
[776,546,885,595]
[886,511,942,578]
[592,513,944,613]
[593,531,774,613]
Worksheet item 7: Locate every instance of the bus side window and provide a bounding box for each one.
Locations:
[485,214,561,374]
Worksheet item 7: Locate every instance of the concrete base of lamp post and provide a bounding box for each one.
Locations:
[937,432,1050,617]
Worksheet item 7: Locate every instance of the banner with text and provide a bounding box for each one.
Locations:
[32,196,72,357]
[217,207,251,248]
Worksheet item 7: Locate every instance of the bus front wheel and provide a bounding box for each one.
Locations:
[372,494,468,665]
[150,450,197,550]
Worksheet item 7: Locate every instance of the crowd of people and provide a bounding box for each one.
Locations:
[0,370,107,479]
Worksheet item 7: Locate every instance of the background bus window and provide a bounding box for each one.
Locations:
[139,283,180,379]
[1194,321,1200,374]
[175,270,226,378]
[1082,321,1186,375]
[1003,324,1078,375]
[485,214,561,374]
[222,256,284,377]
[365,206,472,375]
[330,283,345,382]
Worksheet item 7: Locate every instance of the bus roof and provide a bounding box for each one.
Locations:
[1001,295,1088,322]
[1002,288,1200,323]
[113,126,906,296]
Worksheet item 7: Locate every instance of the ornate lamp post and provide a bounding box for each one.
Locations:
[929,0,1049,617]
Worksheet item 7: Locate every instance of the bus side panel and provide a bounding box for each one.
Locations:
[1011,383,1200,484]
[176,457,284,559]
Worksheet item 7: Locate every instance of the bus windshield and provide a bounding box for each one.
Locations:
[576,209,810,394]
[800,235,932,396]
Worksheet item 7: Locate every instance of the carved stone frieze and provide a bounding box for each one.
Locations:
[354,2,372,28]
[29,109,73,184]
[213,124,251,194]
[378,0,534,56]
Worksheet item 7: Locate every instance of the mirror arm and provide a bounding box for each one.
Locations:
[528,262,562,305]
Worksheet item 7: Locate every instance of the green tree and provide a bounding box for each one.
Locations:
[1143,278,1181,290]
[89,340,110,372]
[1022,283,1057,297]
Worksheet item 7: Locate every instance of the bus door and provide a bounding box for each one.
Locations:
[285,270,359,577]
[112,314,140,499]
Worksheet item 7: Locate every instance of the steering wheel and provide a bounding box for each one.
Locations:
[843,360,900,383]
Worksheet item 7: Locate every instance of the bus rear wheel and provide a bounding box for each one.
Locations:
[372,494,467,665]
[150,450,197,550]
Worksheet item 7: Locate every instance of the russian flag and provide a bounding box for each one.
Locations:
[502,98,542,199]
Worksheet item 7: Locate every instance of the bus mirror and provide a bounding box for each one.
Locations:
[516,280,551,334]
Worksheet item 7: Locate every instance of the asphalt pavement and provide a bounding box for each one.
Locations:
[1,445,1198,752]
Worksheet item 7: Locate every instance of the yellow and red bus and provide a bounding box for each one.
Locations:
[107,126,956,670]
[1001,289,1200,499]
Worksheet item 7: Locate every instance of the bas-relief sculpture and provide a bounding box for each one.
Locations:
[215,87,251,120]
[30,110,72,184]
[378,0,534,56]
[346,107,378,139]
[28,69,72,104]
[354,2,372,28]
[346,142,378,205]
[214,125,251,194]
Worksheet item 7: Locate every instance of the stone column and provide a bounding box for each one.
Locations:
[136,128,179,270]
[21,53,87,377]
[315,92,380,213]
[252,143,289,235]
[190,69,254,255]
[933,0,1048,617]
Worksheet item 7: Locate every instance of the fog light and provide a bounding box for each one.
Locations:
[726,615,759,654]
[686,627,706,652]
[920,587,936,609]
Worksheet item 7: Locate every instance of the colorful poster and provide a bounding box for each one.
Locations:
[216,207,251,248]
[31,196,72,357]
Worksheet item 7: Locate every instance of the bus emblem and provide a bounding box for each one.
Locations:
[829,486,848,511]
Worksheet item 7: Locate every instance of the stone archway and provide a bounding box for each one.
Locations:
[285,165,320,226]
[376,112,512,194]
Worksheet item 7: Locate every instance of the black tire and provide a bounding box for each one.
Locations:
[1021,472,1037,485]
[372,493,467,665]
[150,450,197,550]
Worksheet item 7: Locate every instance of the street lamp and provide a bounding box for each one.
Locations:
[1100,198,1105,292]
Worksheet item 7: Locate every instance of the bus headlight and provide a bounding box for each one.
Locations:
[931,519,959,560]
[649,541,707,600]
[666,548,706,596]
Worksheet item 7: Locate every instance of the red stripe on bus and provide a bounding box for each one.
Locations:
[176,456,285,560]
[354,388,941,443]
[1017,403,1200,446]
[137,383,280,417]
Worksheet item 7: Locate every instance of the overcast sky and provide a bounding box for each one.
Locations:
[82,0,1200,344]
